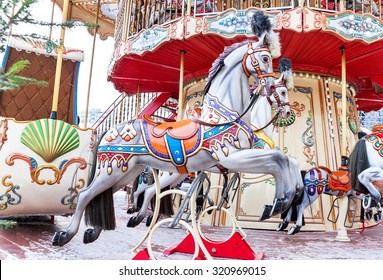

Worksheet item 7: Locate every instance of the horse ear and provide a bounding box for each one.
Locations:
[251,11,272,37]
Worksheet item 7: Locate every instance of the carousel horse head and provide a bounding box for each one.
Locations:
[269,58,293,119]
[207,11,280,100]
[244,11,281,96]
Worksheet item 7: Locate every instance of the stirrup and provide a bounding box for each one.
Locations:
[168,172,210,228]
[363,195,372,209]
[217,172,241,211]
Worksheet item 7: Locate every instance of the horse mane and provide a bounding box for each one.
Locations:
[206,40,254,84]
[349,138,370,193]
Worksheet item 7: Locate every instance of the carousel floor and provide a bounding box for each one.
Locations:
[1,190,383,260]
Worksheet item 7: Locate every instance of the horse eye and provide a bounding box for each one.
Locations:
[262,56,269,63]
[281,90,286,96]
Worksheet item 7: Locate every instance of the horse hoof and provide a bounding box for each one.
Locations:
[366,210,373,220]
[52,231,67,247]
[288,226,301,235]
[127,217,139,228]
[373,213,381,223]
[83,229,96,244]
[146,215,153,227]
[270,198,286,217]
[127,208,135,214]
[277,222,289,231]
[259,205,273,221]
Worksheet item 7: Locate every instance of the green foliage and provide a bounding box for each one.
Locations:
[0,59,48,90]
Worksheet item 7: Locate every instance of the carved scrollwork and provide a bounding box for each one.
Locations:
[5,153,88,185]
[0,175,21,210]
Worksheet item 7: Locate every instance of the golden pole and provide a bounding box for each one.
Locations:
[123,0,132,41]
[335,46,351,242]
[340,46,347,159]
[83,0,101,128]
[187,0,192,15]
[50,0,70,119]
[177,50,186,121]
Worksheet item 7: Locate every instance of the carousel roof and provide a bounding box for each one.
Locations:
[55,0,117,40]
[66,5,383,112]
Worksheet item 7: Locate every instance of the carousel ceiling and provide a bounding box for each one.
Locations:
[58,4,383,112]
[54,0,117,40]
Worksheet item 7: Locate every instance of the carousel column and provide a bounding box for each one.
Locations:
[83,0,101,128]
[50,0,70,119]
[177,50,186,121]
[335,46,351,242]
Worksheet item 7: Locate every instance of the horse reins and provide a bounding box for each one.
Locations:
[192,43,276,128]
[190,83,263,127]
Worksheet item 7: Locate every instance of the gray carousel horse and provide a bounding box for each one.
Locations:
[126,168,211,226]
[126,57,300,228]
[52,11,303,247]
[278,126,383,235]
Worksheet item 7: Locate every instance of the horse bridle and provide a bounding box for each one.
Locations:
[242,42,275,89]
[267,83,290,109]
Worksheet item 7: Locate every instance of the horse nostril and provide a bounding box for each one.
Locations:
[287,111,291,117]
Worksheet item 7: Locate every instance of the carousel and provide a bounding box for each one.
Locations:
[1,0,383,260]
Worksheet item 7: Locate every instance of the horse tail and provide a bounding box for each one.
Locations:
[349,138,370,193]
[84,130,116,230]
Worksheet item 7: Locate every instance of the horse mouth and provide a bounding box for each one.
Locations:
[273,109,296,127]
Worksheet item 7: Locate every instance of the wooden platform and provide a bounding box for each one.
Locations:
[1,191,383,260]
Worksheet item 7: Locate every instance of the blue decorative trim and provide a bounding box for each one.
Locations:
[203,123,233,140]
[205,94,240,121]
[98,145,149,153]
[73,62,81,125]
[165,135,185,166]
[1,46,10,70]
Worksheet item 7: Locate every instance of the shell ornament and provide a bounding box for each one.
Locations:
[20,119,80,162]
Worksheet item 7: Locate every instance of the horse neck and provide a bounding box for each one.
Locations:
[203,63,250,123]
[251,95,273,137]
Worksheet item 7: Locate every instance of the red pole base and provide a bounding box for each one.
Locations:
[164,232,264,260]
[132,248,152,260]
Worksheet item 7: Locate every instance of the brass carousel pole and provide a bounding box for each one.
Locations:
[187,0,192,15]
[340,46,348,162]
[83,0,101,128]
[335,46,350,242]
[50,0,70,119]
[177,50,186,121]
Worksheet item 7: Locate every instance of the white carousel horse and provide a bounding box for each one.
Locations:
[278,127,383,235]
[126,58,301,227]
[52,11,303,247]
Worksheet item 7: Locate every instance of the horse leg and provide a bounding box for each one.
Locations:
[221,149,296,217]
[277,207,292,231]
[53,165,143,247]
[127,182,147,214]
[53,180,115,246]
[127,172,186,227]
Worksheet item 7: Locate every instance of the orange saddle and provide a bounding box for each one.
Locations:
[143,114,199,140]
[142,115,202,174]
[319,166,351,193]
